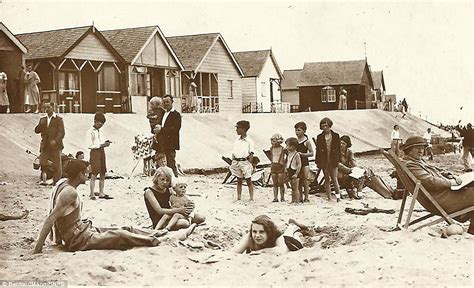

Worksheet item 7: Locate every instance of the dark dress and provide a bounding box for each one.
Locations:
[296,136,309,167]
[315,130,341,169]
[144,187,171,227]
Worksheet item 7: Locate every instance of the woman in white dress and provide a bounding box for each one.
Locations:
[24,64,41,113]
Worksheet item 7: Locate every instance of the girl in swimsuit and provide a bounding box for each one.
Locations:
[269,133,286,202]
[285,137,301,203]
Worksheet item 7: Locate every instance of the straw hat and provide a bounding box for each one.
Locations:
[402,135,428,151]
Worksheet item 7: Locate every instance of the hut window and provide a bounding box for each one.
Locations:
[131,67,151,96]
[166,71,179,97]
[321,86,336,103]
[59,71,79,92]
[98,64,120,92]
[211,73,218,96]
[228,80,233,99]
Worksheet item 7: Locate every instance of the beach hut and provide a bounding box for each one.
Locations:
[16,25,125,113]
[167,33,244,113]
[297,59,374,112]
[371,70,386,109]
[281,69,302,113]
[102,26,183,115]
[233,49,285,113]
[0,22,27,112]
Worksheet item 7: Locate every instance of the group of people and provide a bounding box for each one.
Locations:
[0,64,41,114]
[34,94,201,253]
[32,95,474,256]
[230,117,367,204]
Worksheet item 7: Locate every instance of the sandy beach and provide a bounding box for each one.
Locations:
[1,151,473,286]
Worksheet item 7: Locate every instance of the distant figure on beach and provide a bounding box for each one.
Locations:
[457,123,473,172]
[338,135,362,200]
[230,120,255,201]
[315,117,342,202]
[401,98,408,114]
[35,102,65,185]
[294,122,314,202]
[154,178,196,232]
[34,160,165,253]
[232,215,306,254]
[268,133,286,202]
[402,136,474,235]
[144,166,205,230]
[338,89,347,110]
[423,128,434,160]
[396,101,406,118]
[87,112,113,200]
[24,64,40,113]
[391,125,402,156]
[0,69,9,113]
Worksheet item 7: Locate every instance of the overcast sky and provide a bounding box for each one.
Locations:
[1,0,472,124]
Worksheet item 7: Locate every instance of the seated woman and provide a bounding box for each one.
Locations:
[144,166,205,231]
[232,215,306,254]
[403,135,474,234]
[337,135,363,200]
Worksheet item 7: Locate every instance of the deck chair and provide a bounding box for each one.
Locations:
[221,156,265,186]
[381,149,474,231]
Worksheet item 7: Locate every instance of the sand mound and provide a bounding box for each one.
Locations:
[0,110,448,178]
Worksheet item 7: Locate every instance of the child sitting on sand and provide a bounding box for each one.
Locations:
[155,178,194,232]
[285,137,302,203]
[269,133,286,202]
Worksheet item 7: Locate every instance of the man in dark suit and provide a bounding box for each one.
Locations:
[35,102,65,184]
[159,95,181,177]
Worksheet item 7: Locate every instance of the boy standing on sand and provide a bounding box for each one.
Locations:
[230,120,255,201]
[87,112,113,200]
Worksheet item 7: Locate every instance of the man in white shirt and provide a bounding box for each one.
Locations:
[230,120,255,201]
[423,128,434,160]
[87,112,113,200]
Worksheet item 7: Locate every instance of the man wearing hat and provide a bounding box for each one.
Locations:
[87,112,113,200]
[230,120,255,201]
[403,135,474,234]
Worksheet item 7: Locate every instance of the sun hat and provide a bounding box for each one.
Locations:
[402,135,428,151]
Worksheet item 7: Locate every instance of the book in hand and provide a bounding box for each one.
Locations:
[451,171,474,191]
[349,167,366,179]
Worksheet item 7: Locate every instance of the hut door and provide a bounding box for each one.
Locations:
[81,64,97,113]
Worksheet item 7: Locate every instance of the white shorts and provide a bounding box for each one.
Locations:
[230,160,253,179]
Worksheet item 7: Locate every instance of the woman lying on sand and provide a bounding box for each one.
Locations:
[144,166,205,231]
[232,215,307,254]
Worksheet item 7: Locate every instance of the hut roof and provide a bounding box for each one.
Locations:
[233,49,283,78]
[0,22,27,53]
[167,33,243,75]
[281,69,302,90]
[16,26,92,59]
[298,59,370,87]
[371,70,386,91]
[102,25,183,68]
